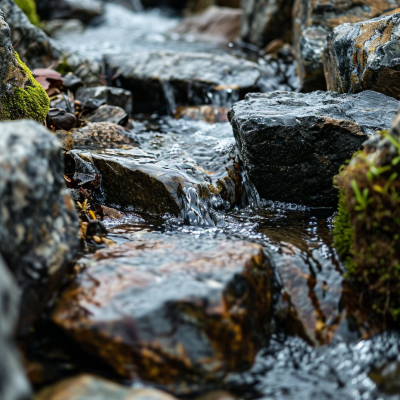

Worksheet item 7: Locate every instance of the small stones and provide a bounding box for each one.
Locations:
[228,90,398,206]
[52,234,274,390]
[324,12,400,100]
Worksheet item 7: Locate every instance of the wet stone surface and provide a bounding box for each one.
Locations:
[324,12,400,100]
[52,233,275,391]
[228,90,399,207]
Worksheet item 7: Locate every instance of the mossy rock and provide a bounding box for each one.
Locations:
[334,131,400,319]
[0,51,49,123]
[13,0,40,26]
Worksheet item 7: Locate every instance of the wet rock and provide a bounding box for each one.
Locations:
[171,6,241,44]
[52,234,274,389]
[293,0,400,91]
[68,122,138,148]
[82,105,129,126]
[75,86,132,113]
[0,11,49,123]
[175,105,229,123]
[0,120,80,336]
[105,51,262,114]
[35,375,178,400]
[41,19,85,39]
[62,73,83,92]
[36,0,104,23]
[0,255,31,400]
[241,0,294,48]
[228,90,398,207]
[47,108,77,131]
[324,12,400,99]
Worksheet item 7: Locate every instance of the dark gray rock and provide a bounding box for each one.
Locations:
[75,86,132,113]
[324,12,400,100]
[292,0,400,92]
[241,0,294,48]
[0,120,80,336]
[105,51,261,114]
[36,0,104,23]
[52,233,274,391]
[228,90,399,207]
[0,255,31,400]
[82,105,129,126]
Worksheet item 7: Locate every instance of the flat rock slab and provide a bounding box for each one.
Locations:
[324,12,400,100]
[0,120,80,335]
[105,51,261,114]
[35,375,178,400]
[228,90,398,206]
[52,234,274,391]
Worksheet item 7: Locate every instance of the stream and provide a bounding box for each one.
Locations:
[47,3,400,399]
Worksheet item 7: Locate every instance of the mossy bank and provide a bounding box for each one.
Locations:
[13,0,40,26]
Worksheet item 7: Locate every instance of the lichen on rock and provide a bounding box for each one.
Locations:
[334,118,400,318]
[0,10,49,123]
[13,0,40,26]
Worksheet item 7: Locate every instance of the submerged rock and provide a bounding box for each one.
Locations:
[35,375,178,400]
[105,51,262,114]
[0,120,80,336]
[0,11,49,123]
[324,12,400,100]
[0,255,31,400]
[170,6,241,44]
[36,0,104,23]
[52,234,274,390]
[241,0,294,48]
[293,0,400,91]
[228,90,398,207]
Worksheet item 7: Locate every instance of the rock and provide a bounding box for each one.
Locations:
[140,0,189,10]
[41,19,85,39]
[175,105,229,123]
[228,90,398,207]
[35,375,179,400]
[62,73,83,92]
[47,108,77,130]
[75,86,132,113]
[0,255,31,400]
[105,51,262,114]
[36,0,104,23]
[293,0,400,91]
[241,0,294,48]
[324,12,400,100]
[82,105,129,126]
[0,120,80,336]
[67,122,138,148]
[185,0,240,13]
[0,11,49,123]
[170,6,241,44]
[52,234,274,389]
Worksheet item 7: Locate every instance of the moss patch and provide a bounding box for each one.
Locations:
[0,52,49,123]
[14,0,40,26]
[334,132,400,318]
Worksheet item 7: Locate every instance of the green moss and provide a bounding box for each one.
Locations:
[0,52,49,123]
[333,133,400,318]
[14,0,40,26]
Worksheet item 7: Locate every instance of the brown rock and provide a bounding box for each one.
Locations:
[35,374,178,400]
[52,234,274,390]
[293,0,400,91]
[174,105,229,123]
[171,6,241,44]
[82,105,129,127]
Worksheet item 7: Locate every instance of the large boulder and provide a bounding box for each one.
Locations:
[241,0,294,48]
[324,12,400,100]
[0,10,49,123]
[0,120,80,336]
[0,255,31,400]
[293,0,400,91]
[52,234,274,390]
[228,90,398,207]
[35,375,178,400]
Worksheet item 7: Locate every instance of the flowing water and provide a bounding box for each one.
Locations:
[51,4,400,399]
